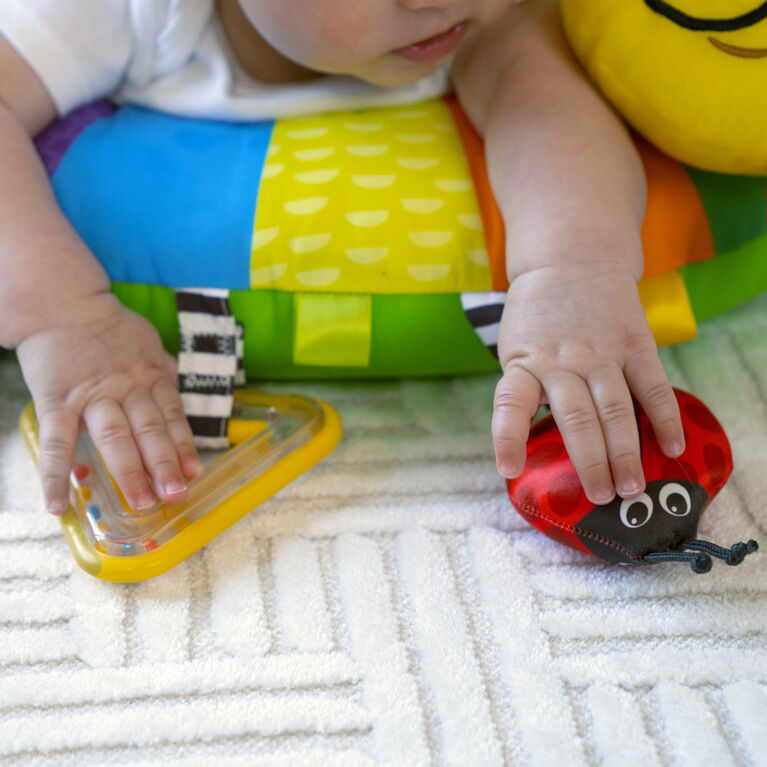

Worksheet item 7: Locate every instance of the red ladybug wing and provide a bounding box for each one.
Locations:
[639,389,732,503]
[507,416,595,556]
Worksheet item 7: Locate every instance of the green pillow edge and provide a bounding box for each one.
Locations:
[111,282,501,380]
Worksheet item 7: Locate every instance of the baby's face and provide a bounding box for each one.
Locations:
[236,0,515,86]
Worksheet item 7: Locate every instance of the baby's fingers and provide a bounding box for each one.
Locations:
[151,378,203,481]
[493,366,541,478]
[625,351,684,457]
[548,375,614,505]
[84,400,157,512]
[588,366,644,499]
[121,386,190,506]
[37,407,79,515]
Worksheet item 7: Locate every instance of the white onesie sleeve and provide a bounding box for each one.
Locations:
[0,0,137,116]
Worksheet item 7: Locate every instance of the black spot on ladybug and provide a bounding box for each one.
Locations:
[684,402,722,434]
[527,440,564,469]
[662,458,699,483]
[512,485,538,518]
[543,525,577,550]
[546,471,583,518]
[704,443,727,487]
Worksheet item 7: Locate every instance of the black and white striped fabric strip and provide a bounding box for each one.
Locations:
[460,291,507,359]
[175,288,241,450]
[235,322,246,387]
[175,290,233,316]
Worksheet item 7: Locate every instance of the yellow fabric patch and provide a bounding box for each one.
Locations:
[251,100,492,294]
[638,271,698,347]
[293,293,372,367]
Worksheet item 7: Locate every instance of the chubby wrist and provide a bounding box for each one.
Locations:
[1,284,113,350]
[507,261,645,297]
[505,227,645,285]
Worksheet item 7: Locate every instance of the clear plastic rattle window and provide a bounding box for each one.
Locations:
[66,392,326,557]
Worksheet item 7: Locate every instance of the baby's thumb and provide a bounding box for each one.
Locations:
[36,406,79,515]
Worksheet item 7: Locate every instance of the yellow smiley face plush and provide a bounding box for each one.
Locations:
[560,0,767,175]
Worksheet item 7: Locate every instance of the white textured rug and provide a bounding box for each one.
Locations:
[1,295,767,767]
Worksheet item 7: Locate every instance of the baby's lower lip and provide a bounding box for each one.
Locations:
[394,22,468,63]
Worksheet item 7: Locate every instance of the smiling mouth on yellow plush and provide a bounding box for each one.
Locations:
[709,37,767,57]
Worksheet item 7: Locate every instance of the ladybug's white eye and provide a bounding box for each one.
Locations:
[659,482,691,517]
[619,494,653,528]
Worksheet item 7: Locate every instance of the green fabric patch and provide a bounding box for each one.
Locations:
[686,168,767,253]
[681,231,767,321]
[293,293,372,367]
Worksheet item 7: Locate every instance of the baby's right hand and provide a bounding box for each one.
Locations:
[492,263,684,505]
[16,293,202,515]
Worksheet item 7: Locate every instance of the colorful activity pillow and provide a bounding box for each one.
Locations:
[560,0,767,175]
[36,97,767,386]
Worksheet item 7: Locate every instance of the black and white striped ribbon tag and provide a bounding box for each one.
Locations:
[175,288,244,449]
[234,322,245,388]
[460,291,507,359]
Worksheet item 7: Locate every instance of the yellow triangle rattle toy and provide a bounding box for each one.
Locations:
[19,391,341,583]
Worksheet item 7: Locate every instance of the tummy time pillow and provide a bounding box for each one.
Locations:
[35,95,767,398]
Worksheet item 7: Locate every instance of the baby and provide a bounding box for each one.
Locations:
[0,0,686,516]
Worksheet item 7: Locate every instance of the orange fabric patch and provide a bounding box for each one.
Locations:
[445,96,508,291]
[637,134,715,276]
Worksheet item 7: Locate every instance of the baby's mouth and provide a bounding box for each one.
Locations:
[393,22,469,63]
[709,36,767,57]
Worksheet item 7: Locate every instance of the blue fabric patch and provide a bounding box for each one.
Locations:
[51,107,274,290]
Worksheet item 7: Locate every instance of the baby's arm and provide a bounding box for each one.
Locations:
[451,0,685,504]
[0,37,201,514]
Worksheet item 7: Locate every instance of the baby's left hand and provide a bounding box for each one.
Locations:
[492,262,685,504]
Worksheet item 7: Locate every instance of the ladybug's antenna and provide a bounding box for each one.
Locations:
[680,538,759,566]
[642,550,713,573]
[641,539,759,573]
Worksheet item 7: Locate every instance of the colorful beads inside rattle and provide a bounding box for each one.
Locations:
[72,463,111,541]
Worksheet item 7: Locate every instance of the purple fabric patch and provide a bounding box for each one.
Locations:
[34,100,116,177]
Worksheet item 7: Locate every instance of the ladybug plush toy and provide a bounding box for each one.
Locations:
[508,389,758,573]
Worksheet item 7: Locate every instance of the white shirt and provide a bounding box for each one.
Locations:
[0,0,452,120]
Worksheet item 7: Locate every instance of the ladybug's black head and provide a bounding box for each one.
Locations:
[574,479,707,564]
[574,479,758,573]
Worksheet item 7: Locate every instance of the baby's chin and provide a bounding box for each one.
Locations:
[301,52,446,89]
[350,58,445,89]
